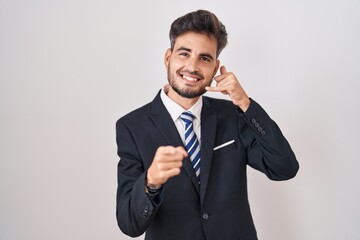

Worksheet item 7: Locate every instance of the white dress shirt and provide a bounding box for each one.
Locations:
[160,87,202,145]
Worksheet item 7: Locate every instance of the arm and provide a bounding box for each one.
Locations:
[206,65,299,180]
[237,99,299,180]
[116,119,187,236]
[115,120,159,237]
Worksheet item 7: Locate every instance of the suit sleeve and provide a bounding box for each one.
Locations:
[115,119,162,237]
[237,99,299,180]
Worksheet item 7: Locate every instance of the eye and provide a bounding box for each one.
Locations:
[179,52,189,57]
[200,56,211,62]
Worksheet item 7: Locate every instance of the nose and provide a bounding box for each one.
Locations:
[186,56,199,72]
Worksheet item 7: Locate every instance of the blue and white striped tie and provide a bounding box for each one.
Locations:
[180,112,201,182]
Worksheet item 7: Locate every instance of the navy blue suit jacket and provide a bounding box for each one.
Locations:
[116,91,299,240]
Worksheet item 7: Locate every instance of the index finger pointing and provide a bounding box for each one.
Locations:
[175,146,188,157]
[158,146,177,155]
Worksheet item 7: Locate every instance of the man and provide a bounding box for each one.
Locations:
[115,9,299,240]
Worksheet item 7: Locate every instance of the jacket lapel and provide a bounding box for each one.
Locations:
[148,92,200,194]
[200,97,217,206]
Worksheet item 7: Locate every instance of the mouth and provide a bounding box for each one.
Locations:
[178,71,203,83]
[181,74,200,82]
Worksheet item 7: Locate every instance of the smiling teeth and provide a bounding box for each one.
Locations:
[183,75,198,81]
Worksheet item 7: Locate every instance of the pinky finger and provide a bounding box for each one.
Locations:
[205,86,227,93]
[205,86,219,92]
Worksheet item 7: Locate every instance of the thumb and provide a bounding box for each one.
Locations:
[220,65,227,75]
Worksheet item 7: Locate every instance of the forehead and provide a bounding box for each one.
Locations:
[173,32,217,56]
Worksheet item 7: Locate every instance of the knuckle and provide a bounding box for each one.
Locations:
[156,162,163,171]
[154,155,162,162]
[159,171,165,179]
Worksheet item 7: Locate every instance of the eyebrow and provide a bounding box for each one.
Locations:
[175,47,214,61]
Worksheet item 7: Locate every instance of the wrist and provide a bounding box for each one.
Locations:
[146,174,162,189]
[145,177,162,196]
[234,97,250,112]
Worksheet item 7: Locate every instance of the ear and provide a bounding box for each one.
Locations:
[213,59,220,77]
[164,48,172,68]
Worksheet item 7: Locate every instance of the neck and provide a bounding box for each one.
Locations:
[166,86,199,110]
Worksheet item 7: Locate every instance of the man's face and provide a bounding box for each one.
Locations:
[164,32,220,99]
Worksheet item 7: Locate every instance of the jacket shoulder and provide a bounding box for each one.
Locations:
[116,101,152,127]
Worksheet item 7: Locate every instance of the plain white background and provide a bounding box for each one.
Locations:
[1,0,359,239]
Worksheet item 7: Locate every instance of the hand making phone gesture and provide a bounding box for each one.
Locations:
[206,66,251,112]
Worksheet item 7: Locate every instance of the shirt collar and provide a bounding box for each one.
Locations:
[160,86,202,122]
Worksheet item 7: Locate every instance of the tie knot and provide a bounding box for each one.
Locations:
[180,112,195,124]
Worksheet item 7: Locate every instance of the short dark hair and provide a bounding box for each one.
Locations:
[169,9,228,58]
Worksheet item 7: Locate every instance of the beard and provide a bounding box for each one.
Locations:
[167,65,209,99]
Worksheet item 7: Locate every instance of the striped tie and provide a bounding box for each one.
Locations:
[180,112,201,182]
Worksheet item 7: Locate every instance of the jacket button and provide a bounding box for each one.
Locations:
[202,213,209,220]
[261,130,266,136]
[143,205,149,217]
[258,127,262,132]
[255,123,260,128]
[251,118,256,124]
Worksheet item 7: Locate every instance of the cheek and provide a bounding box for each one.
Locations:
[169,60,181,72]
[204,78,214,86]
[204,68,216,79]
[203,63,217,73]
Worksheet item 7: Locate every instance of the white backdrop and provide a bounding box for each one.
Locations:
[1,0,359,239]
